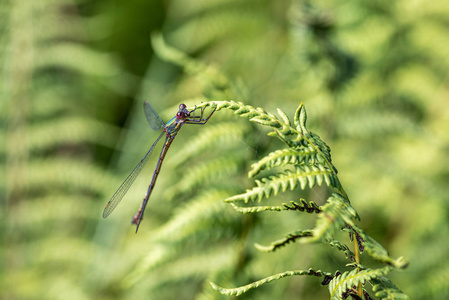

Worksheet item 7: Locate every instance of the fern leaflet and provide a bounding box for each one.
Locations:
[211,268,332,296]
[249,147,319,177]
[254,229,314,252]
[353,224,409,269]
[225,166,339,203]
[371,277,410,300]
[328,266,392,299]
[307,194,359,243]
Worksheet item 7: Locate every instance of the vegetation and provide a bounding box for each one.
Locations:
[194,100,408,299]
[2,0,448,299]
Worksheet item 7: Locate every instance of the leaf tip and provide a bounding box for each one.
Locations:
[254,243,273,252]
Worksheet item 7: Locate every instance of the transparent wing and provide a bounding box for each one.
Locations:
[144,101,165,131]
[103,132,165,218]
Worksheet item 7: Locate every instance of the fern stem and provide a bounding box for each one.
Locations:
[353,236,363,297]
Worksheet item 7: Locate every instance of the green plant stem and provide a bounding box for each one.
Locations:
[353,236,363,297]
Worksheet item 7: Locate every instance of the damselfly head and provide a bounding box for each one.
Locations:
[177,103,190,118]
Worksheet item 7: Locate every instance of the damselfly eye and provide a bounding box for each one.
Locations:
[179,104,187,110]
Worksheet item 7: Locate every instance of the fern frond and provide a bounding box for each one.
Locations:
[306,194,358,243]
[353,224,409,269]
[154,190,234,243]
[29,117,119,151]
[168,121,249,166]
[283,199,322,213]
[164,154,243,200]
[13,195,97,227]
[249,147,318,177]
[26,158,112,193]
[195,101,346,197]
[122,244,176,288]
[277,108,291,126]
[196,271,234,300]
[328,266,392,299]
[193,101,303,145]
[225,166,338,203]
[229,199,321,214]
[307,131,337,174]
[168,5,269,53]
[325,239,355,261]
[228,203,283,213]
[125,241,238,289]
[294,102,308,134]
[254,230,314,252]
[371,276,410,300]
[211,268,332,296]
[125,190,237,286]
[152,33,231,91]
[37,43,120,76]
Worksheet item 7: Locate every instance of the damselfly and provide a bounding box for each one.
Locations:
[103,102,216,233]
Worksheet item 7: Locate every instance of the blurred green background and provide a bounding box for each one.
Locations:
[1,0,448,299]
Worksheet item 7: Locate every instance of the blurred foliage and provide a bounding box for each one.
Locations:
[1,0,449,299]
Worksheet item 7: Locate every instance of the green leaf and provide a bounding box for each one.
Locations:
[225,166,338,203]
[277,108,291,125]
[306,194,358,243]
[229,199,321,214]
[294,102,308,133]
[249,147,318,177]
[325,239,355,260]
[329,267,392,299]
[255,229,314,252]
[353,225,409,269]
[211,268,332,296]
[371,276,410,300]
